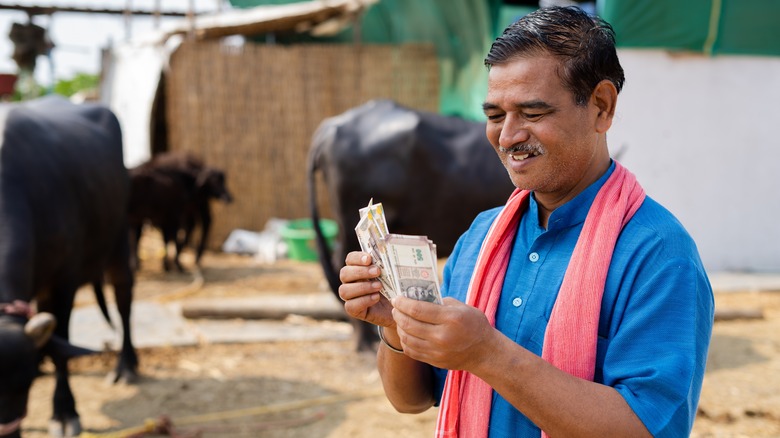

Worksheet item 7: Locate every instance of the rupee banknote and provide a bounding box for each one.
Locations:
[354,200,442,304]
[359,199,388,235]
[385,233,443,304]
[355,201,396,299]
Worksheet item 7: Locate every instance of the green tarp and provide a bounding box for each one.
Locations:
[599,0,780,56]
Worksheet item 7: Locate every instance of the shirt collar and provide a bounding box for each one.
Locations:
[529,160,616,231]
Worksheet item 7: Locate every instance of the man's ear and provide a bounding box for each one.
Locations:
[591,80,618,133]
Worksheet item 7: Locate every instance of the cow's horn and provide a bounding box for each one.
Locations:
[24,312,57,348]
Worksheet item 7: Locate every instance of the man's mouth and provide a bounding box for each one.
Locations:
[509,150,542,161]
[498,145,544,161]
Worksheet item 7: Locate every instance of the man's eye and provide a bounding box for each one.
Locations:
[525,113,544,120]
[486,114,504,121]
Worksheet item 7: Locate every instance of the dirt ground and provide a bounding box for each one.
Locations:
[20,232,780,437]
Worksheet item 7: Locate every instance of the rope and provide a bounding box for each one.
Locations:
[175,410,326,435]
[80,388,385,437]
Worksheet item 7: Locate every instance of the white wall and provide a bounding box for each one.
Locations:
[610,49,780,273]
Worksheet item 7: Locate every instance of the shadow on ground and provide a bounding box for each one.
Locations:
[705,333,769,372]
[95,375,346,438]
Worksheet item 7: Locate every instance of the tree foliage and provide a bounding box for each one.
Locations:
[53,73,99,97]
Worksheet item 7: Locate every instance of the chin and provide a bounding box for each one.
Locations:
[507,174,535,191]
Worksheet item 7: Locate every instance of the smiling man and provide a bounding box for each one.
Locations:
[338,6,714,437]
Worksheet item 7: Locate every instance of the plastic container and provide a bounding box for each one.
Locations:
[279,218,338,262]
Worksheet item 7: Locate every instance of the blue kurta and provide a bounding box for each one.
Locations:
[432,162,714,437]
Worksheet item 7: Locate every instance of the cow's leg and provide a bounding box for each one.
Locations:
[177,215,195,262]
[194,203,212,266]
[353,320,380,352]
[48,352,80,437]
[160,225,181,272]
[128,223,143,271]
[107,275,138,384]
[39,285,82,438]
[171,230,186,273]
[106,228,139,384]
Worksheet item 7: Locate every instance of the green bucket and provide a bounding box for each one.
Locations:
[280,218,338,262]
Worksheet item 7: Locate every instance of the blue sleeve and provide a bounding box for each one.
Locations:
[608,258,713,437]
[599,211,714,437]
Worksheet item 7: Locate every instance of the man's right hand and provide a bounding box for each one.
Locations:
[339,251,395,328]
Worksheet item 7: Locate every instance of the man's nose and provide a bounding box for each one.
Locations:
[499,114,531,149]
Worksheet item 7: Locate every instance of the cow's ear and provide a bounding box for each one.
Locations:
[195,169,211,189]
[47,336,97,359]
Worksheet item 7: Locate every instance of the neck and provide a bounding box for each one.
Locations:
[536,156,612,228]
[537,202,554,229]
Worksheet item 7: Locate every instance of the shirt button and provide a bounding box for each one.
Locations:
[512,297,523,307]
[529,252,539,262]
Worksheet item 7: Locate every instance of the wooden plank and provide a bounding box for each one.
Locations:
[714,308,764,321]
[181,294,347,321]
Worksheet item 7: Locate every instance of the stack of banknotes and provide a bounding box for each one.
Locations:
[355,200,443,304]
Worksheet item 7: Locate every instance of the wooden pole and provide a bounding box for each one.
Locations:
[124,0,132,41]
[187,0,195,40]
[153,0,160,29]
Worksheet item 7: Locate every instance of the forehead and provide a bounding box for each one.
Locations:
[486,55,569,103]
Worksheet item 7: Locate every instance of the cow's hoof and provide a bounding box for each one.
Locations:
[106,367,139,385]
[48,416,81,438]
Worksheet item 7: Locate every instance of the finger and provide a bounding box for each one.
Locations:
[441,297,461,306]
[393,312,440,361]
[345,251,373,266]
[343,292,381,318]
[391,295,446,324]
[338,278,382,301]
[392,304,438,342]
[339,264,380,284]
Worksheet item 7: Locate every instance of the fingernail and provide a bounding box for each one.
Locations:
[369,266,379,276]
[371,281,381,289]
[361,255,370,264]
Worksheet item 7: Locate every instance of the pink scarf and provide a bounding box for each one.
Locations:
[435,162,645,437]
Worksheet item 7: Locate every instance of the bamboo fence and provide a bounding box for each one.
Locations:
[164,41,440,249]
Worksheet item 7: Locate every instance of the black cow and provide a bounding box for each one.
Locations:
[308,99,515,351]
[0,96,137,437]
[128,151,233,272]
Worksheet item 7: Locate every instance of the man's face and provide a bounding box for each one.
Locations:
[483,55,609,209]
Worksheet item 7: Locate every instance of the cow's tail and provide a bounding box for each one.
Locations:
[307,129,341,298]
[92,280,115,329]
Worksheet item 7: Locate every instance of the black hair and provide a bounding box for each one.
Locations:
[485,6,625,105]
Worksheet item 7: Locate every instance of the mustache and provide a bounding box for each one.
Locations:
[498,144,544,155]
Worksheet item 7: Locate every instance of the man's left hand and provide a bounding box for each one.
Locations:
[390,296,497,372]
